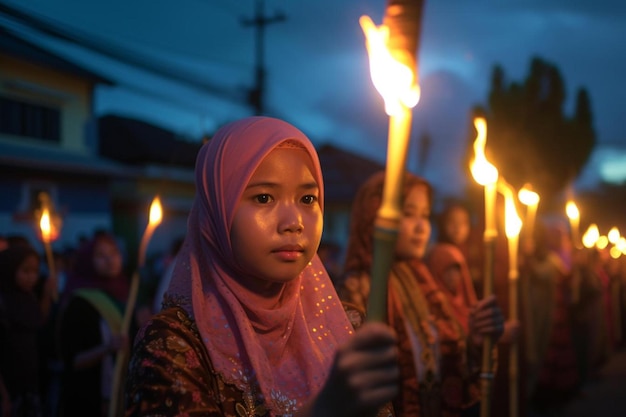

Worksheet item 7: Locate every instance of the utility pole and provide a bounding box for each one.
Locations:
[241,0,285,115]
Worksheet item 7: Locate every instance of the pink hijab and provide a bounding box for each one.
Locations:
[167,116,354,415]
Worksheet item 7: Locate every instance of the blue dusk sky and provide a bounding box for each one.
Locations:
[3,0,626,198]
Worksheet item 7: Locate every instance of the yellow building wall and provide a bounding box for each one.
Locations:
[0,53,95,154]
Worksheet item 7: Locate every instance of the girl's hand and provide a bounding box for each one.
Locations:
[313,322,399,417]
[468,294,505,347]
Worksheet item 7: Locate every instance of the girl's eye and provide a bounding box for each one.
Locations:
[254,194,273,204]
[301,195,318,205]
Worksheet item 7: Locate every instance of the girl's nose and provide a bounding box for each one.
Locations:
[279,205,304,233]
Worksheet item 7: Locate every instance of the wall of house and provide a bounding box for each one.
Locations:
[0,53,94,154]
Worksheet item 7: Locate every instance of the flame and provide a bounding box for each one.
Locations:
[608,227,620,244]
[565,201,579,221]
[470,117,498,186]
[617,237,626,255]
[610,246,622,259]
[582,223,599,248]
[518,185,539,206]
[498,181,522,238]
[149,196,163,227]
[360,15,420,116]
[39,207,52,243]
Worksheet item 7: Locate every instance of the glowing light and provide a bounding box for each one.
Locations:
[39,207,52,243]
[470,117,498,187]
[608,227,620,244]
[610,246,622,259]
[596,235,609,250]
[149,196,163,226]
[582,224,599,249]
[518,186,539,206]
[359,15,420,116]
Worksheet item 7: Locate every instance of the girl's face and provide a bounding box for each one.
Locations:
[16,254,40,292]
[230,147,323,290]
[444,206,470,246]
[92,240,123,279]
[396,184,431,260]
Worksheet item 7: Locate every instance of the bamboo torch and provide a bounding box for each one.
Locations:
[517,185,539,398]
[109,196,162,417]
[499,180,523,417]
[359,0,424,322]
[469,116,498,417]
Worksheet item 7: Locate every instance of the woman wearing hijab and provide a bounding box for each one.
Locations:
[57,232,130,417]
[124,116,399,417]
[337,171,504,417]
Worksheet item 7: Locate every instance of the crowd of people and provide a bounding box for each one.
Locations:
[1,116,625,417]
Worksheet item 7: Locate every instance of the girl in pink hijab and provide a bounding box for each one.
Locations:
[125,116,399,417]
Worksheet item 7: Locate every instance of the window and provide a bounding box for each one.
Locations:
[0,95,61,142]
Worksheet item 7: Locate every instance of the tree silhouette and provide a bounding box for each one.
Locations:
[465,56,596,200]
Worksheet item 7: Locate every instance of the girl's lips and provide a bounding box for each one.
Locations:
[273,250,303,261]
[272,245,305,261]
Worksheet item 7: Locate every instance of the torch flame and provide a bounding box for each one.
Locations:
[518,185,539,207]
[360,15,420,116]
[565,201,579,221]
[497,180,523,239]
[582,223,599,249]
[608,227,620,244]
[149,196,163,227]
[40,207,52,243]
[470,117,498,186]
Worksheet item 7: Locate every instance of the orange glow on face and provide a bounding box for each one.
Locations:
[359,15,420,116]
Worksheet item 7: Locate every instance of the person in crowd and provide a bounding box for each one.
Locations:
[124,116,399,417]
[426,243,478,336]
[0,243,57,417]
[336,170,504,417]
[56,232,131,417]
[435,200,482,295]
[520,221,579,412]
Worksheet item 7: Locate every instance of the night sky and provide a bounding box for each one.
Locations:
[5,0,626,197]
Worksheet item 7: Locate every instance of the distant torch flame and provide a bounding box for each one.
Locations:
[504,194,523,239]
[566,201,579,221]
[470,117,498,186]
[518,186,539,207]
[40,207,52,243]
[608,227,620,244]
[582,223,599,249]
[359,15,420,116]
[149,197,163,227]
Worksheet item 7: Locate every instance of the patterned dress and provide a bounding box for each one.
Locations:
[125,306,394,417]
